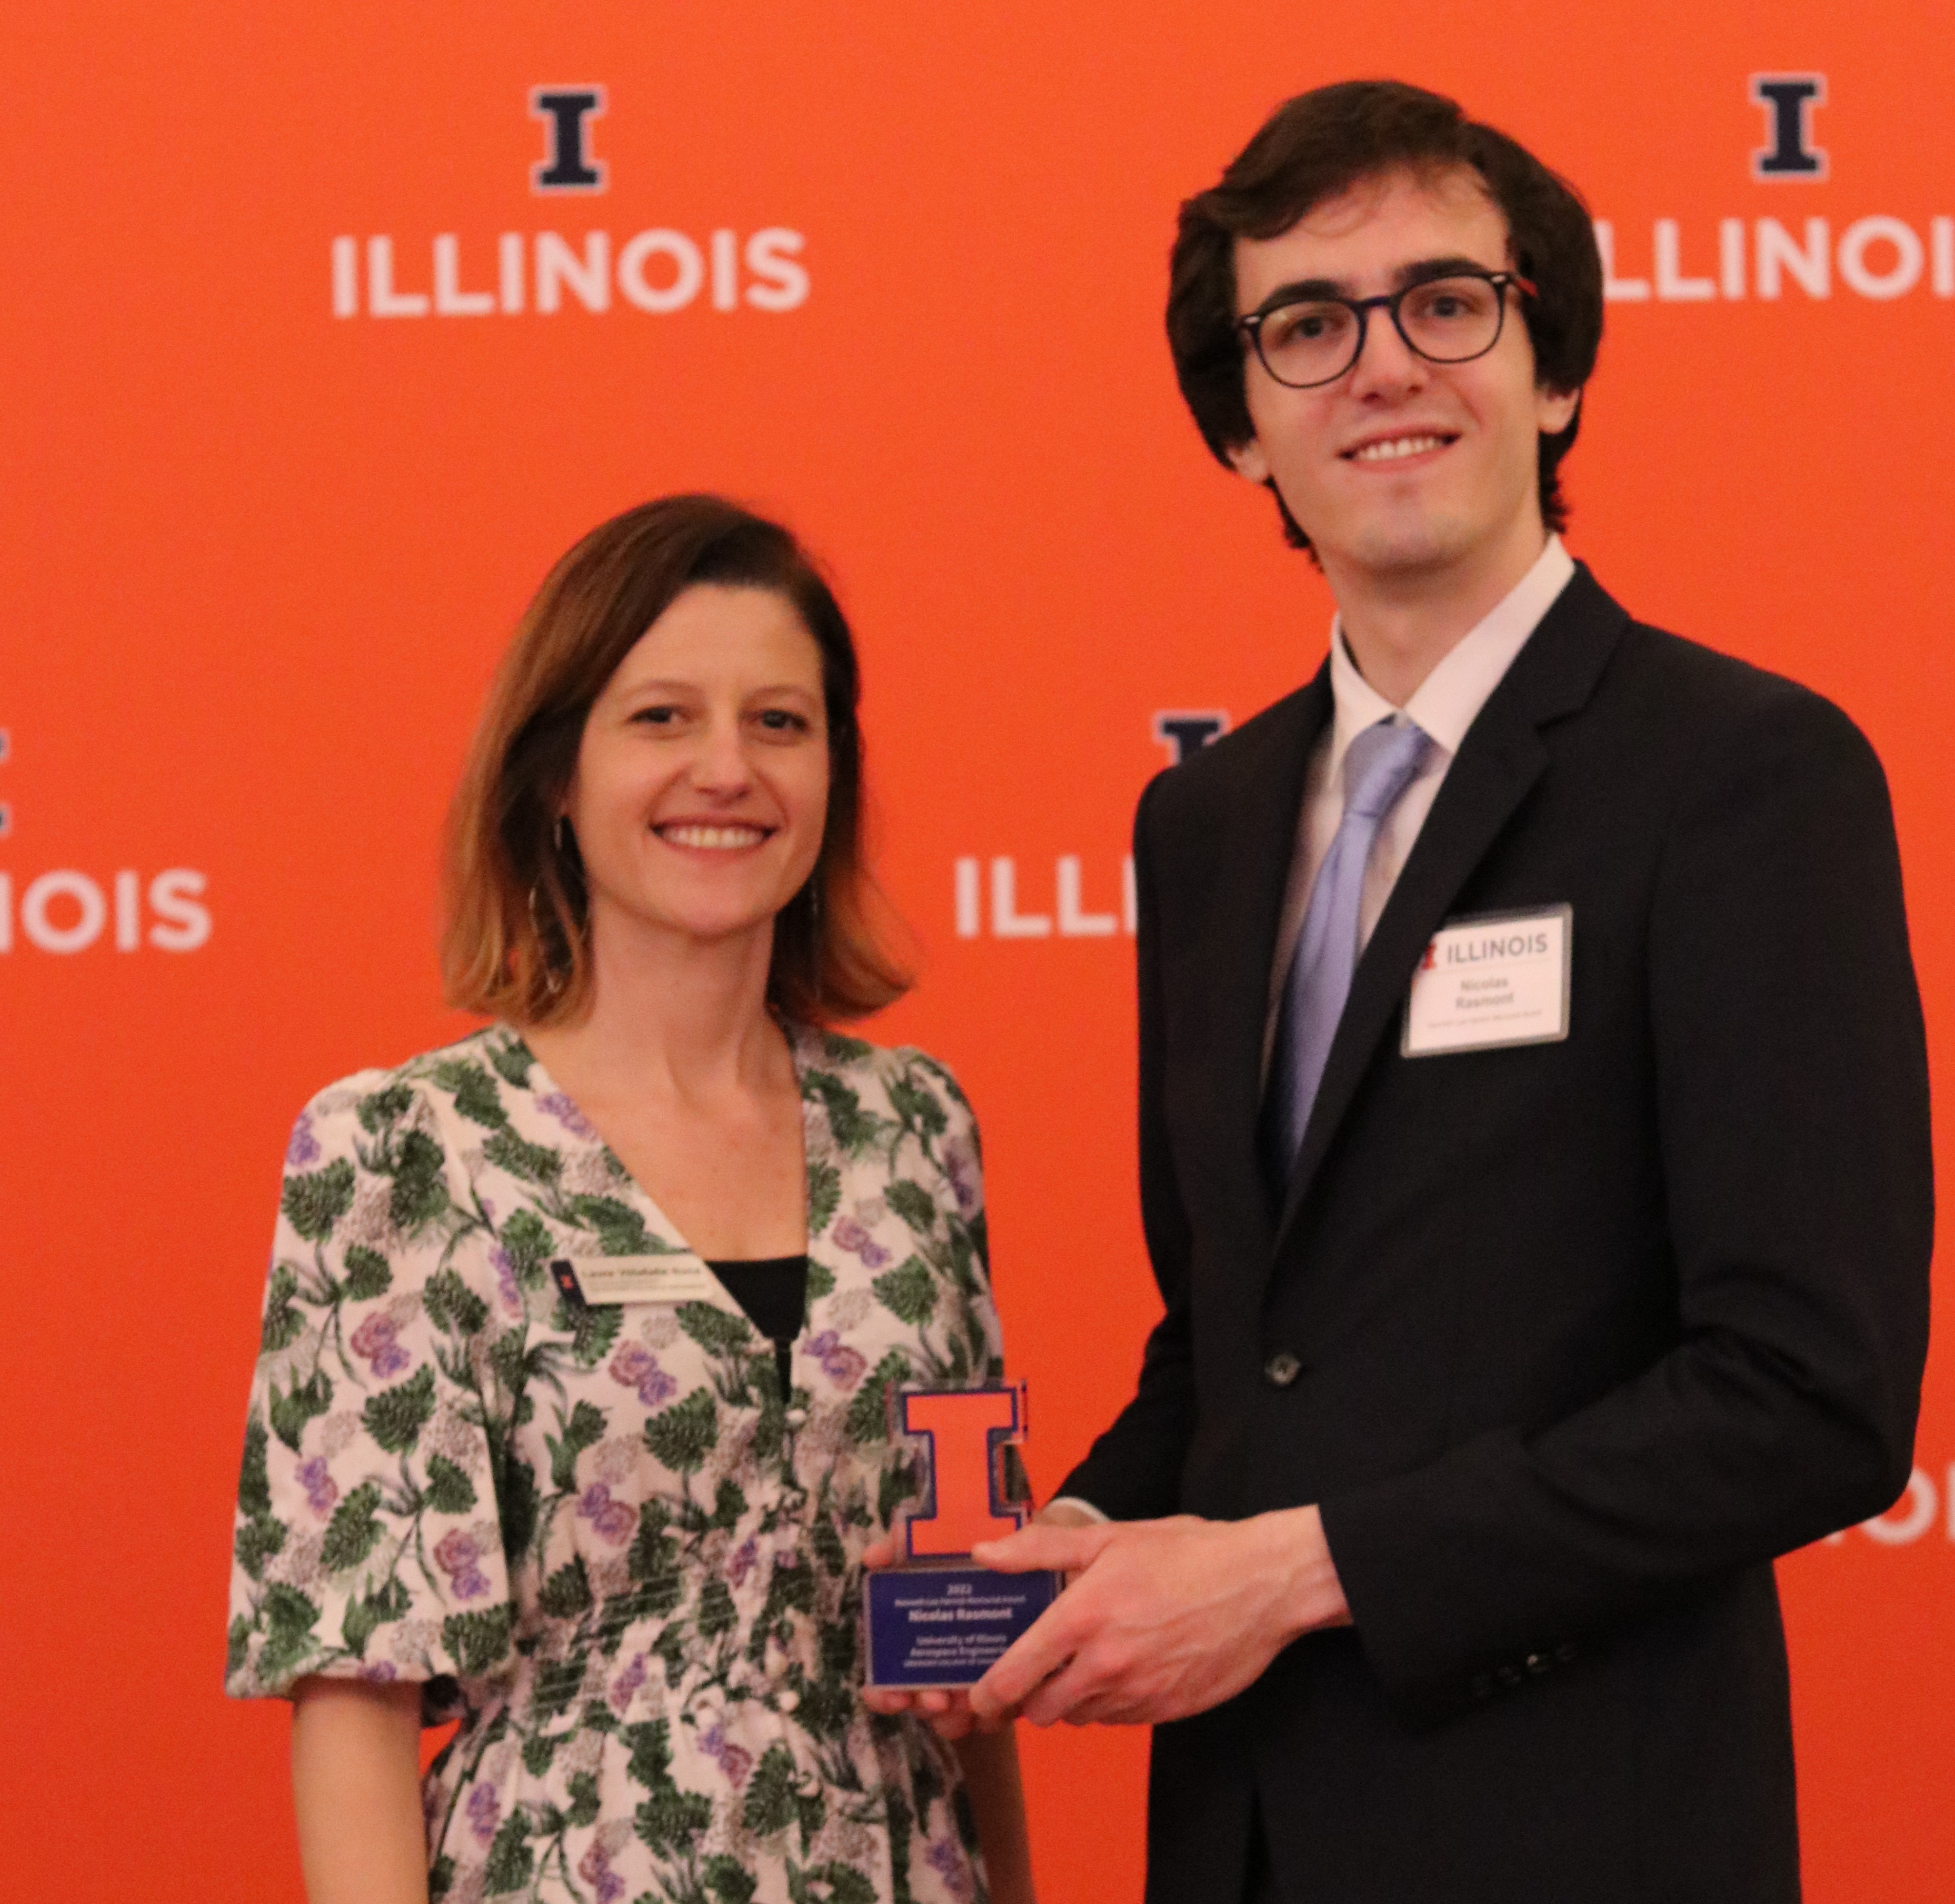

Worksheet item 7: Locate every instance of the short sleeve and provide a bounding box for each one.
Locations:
[225,1074,518,1706]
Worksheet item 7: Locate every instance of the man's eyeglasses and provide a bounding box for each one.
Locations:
[1235,270,1537,390]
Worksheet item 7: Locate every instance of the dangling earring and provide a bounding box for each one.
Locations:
[528,813,583,998]
[806,875,824,1015]
[528,881,566,997]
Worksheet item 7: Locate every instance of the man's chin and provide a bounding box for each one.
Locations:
[1326,517,1473,585]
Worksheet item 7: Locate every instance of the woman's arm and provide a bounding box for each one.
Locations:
[290,1677,430,1904]
[955,1726,1036,1904]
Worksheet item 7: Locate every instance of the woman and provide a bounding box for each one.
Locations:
[226,496,1035,1904]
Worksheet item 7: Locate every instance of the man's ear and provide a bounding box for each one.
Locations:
[1536,383,1581,437]
[1225,436,1271,484]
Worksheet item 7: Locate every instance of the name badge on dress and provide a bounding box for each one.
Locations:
[1402,904,1572,1057]
[551,1255,718,1306]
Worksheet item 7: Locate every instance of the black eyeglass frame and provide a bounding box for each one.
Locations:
[1235,269,1539,390]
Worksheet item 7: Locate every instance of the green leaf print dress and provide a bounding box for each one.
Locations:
[227,1024,1006,1904]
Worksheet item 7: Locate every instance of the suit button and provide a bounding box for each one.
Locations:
[1525,1652,1551,1676]
[1263,1352,1303,1388]
[1497,1664,1523,1687]
[1555,1641,1579,1665]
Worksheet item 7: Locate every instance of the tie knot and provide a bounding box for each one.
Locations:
[1341,718,1430,821]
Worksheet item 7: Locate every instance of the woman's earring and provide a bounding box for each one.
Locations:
[806,875,823,1013]
[528,882,566,996]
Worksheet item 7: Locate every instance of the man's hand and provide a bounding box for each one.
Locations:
[859,1501,1105,1739]
[966,1505,1350,1728]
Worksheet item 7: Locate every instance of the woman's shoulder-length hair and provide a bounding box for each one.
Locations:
[441,492,913,1029]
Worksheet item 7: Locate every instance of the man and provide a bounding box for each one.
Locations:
[955,80,1930,1902]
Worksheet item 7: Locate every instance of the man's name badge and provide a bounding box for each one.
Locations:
[862,1382,1062,1691]
[1403,903,1572,1057]
[549,1255,717,1306]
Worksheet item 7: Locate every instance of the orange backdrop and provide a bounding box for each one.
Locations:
[5,4,1951,1899]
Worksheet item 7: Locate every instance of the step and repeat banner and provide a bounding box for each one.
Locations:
[5,4,1951,1900]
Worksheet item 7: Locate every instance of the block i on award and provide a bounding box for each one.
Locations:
[862,1383,1062,1691]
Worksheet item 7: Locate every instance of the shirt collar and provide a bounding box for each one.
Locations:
[1326,535,1577,769]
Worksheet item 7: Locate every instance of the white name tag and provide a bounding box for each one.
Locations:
[552,1255,718,1306]
[1402,905,1572,1057]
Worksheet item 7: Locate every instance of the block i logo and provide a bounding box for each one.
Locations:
[531,86,607,193]
[1749,75,1827,182]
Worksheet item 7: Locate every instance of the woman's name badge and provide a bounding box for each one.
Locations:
[1403,904,1572,1057]
[862,1383,1062,1691]
[550,1255,717,1306]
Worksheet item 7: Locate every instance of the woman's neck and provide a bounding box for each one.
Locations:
[525,909,792,1110]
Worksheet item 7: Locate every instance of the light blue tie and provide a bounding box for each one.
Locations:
[1264,717,1431,1189]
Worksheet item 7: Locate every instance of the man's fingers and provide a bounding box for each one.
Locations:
[971,1523,1116,1575]
[1018,1648,1133,1728]
[860,1531,901,1571]
[1019,1664,1089,1729]
[969,1599,1086,1719]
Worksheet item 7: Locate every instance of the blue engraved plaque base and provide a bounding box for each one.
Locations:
[863,1565,1063,1690]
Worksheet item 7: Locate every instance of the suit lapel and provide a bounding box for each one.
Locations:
[1181,673,1331,1266]
[1273,565,1632,1249]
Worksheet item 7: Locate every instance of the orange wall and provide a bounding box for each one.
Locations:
[4,5,1951,1898]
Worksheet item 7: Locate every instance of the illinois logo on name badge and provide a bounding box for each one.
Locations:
[1403,904,1572,1057]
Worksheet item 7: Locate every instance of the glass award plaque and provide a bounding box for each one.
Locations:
[862,1382,1063,1690]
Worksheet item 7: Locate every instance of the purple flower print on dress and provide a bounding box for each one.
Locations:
[286,1114,321,1168]
[434,1528,492,1602]
[576,1842,626,1904]
[536,1090,597,1140]
[699,1720,754,1788]
[609,1651,648,1717]
[725,1536,760,1588]
[831,1215,891,1269]
[941,1135,982,1221]
[350,1311,411,1379]
[576,1482,635,1544]
[926,1832,974,1899]
[465,1781,501,1846]
[295,1456,338,1519]
[805,1330,867,1390]
[361,1660,398,1684]
[608,1342,678,1409]
[490,1243,521,1316]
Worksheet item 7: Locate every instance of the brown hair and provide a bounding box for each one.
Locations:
[1167,79,1605,552]
[441,494,913,1027]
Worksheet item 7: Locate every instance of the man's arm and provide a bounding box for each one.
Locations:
[1318,685,1932,1715]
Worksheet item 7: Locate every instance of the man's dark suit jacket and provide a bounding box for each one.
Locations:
[1059,566,1932,1904]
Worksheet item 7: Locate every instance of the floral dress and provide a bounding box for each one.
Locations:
[226,1024,1003,1904]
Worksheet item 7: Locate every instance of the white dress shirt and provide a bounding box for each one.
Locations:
[1260,536,1577,1081]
